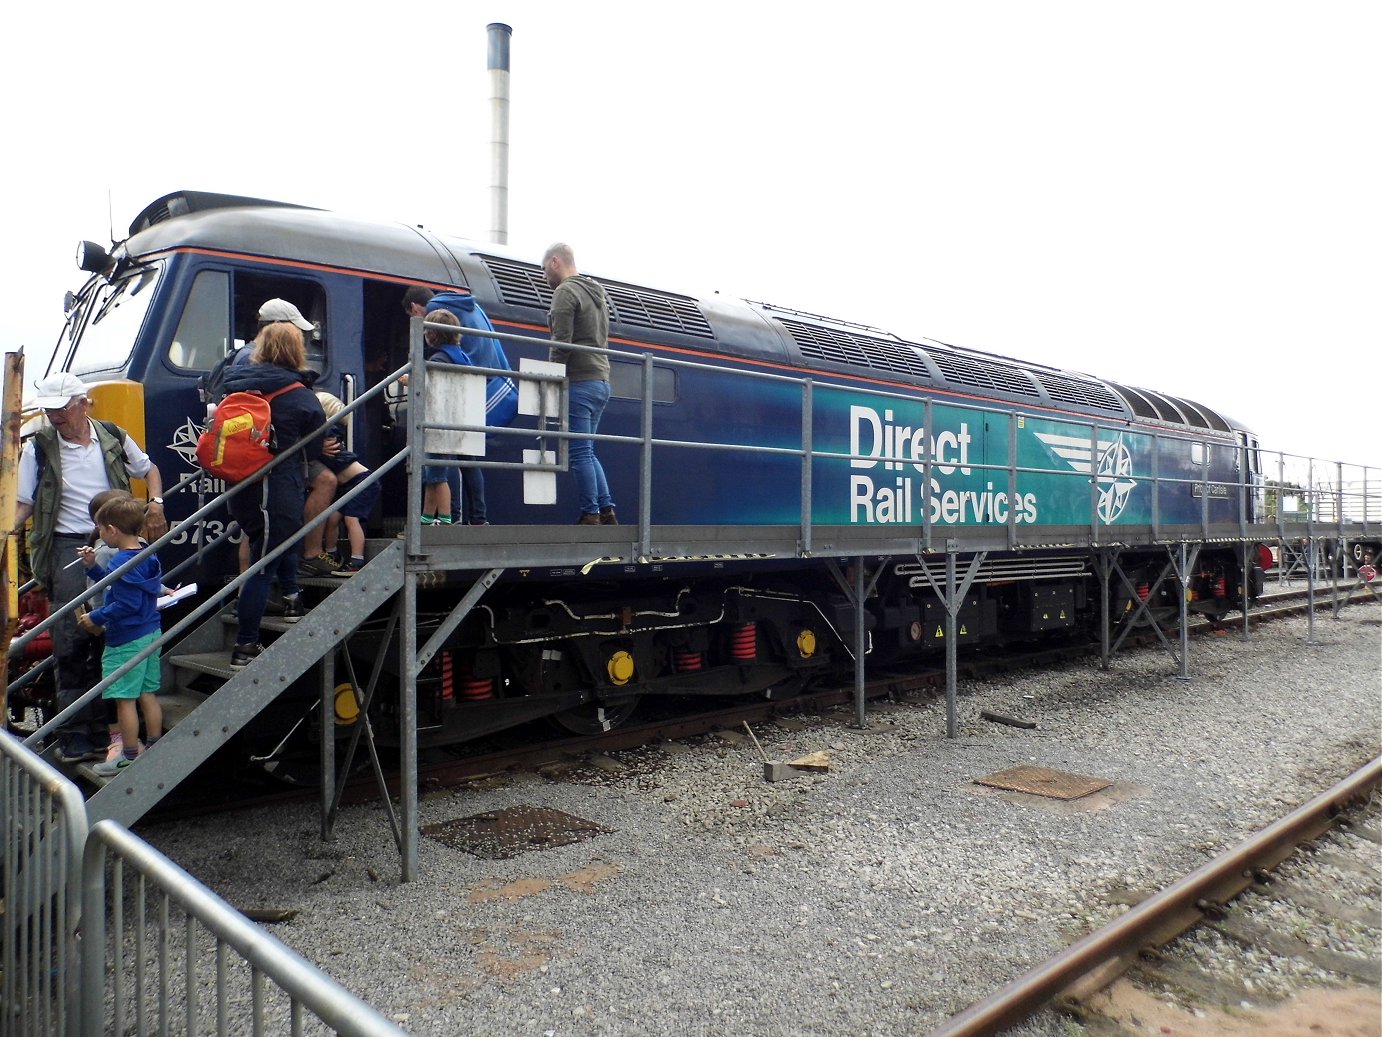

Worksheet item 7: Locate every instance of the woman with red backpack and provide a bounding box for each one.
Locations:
[220,322,326,669]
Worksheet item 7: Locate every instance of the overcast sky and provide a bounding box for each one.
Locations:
[3,1,1376,471]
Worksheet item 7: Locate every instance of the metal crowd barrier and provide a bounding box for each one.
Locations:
[2,730,410,1037]
[1,730,88,1037]
[80,820,412,1037]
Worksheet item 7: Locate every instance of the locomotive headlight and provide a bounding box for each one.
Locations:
[76,240,110,273]
[796,629,817,659]
[607,650,635,686]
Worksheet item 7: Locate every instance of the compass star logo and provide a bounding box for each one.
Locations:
[1033,431,1140,524]
[1094,436,1137,523]
[169,418,204,469]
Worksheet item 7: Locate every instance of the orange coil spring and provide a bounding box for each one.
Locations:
[1215,575,1228,598]
[440,650,454,703]
[674,650,703,672]
[730,623,757,661]
[1136,583,1150,602]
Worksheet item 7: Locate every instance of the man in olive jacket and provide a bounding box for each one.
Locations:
[14,373,166,762]
[542,242,617,525]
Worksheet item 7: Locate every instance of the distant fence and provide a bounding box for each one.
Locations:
[1,732,411,1037]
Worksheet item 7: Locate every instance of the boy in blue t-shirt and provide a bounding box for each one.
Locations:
[76,496,164,775]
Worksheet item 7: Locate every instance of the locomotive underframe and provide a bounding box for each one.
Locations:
[322,541,1264,752]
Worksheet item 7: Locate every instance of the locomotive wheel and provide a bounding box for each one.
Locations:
[550,696,642,735]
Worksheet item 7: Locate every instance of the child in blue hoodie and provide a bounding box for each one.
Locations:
[76,496,164,775]
[425,292,519,525]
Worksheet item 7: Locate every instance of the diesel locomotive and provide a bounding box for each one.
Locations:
[7,190,1292,747]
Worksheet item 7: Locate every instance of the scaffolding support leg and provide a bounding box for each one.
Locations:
[945,551,958,739]
[319,649,336,842]
[1306,539,1318,645]
[1240,542,1252,642]
[401,570,419,881]
[853,557,866,729]
[1175,543,1194,682]
[911,543,986,740]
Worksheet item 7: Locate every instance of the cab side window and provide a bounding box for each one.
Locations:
[232,273,328,374]
[167,271,230,370]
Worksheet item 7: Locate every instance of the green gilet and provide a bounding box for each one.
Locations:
[29,421,132,588]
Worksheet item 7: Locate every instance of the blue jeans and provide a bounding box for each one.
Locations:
[445,464,486,524]
[568,379,613,516]
[229,469,304,645]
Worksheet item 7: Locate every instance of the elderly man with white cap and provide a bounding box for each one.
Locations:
[13,372,166,762]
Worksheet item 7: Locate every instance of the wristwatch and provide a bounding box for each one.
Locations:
[149,497,164,505]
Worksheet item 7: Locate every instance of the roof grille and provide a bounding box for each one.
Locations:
[927,349,1041,398]
[602,283,714,338]
[480,256,714,339]
[480,255,553,309]
[779,319,932,377]
[1036,373,1126,413]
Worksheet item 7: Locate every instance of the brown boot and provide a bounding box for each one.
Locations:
[576,513,601,526]
[599,507,618,525]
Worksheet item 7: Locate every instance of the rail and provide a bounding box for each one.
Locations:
[921,755,1382,1037]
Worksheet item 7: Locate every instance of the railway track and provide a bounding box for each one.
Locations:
[923,756,1382,1037]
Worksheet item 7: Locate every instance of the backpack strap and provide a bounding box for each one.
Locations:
[258,381,305,402]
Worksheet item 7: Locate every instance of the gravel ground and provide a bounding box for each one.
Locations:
[143,605,1382,1036]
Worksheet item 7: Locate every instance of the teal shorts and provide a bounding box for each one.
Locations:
[102,631,162,700]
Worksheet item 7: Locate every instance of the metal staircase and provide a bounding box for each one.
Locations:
[84,541,404,827]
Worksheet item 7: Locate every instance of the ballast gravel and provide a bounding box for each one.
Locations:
[144,605,1382,1036]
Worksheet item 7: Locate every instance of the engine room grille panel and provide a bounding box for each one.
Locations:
[779,319,932,377]
[927,349,1042,399]
[480,255,714,339]
[481,255,553,310]
[1036,373,1126,414]
[603,283,715,338]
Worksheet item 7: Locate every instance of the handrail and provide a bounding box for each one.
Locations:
[14,370,409,748]
[405,319,1380,551]
[20,449,406,750]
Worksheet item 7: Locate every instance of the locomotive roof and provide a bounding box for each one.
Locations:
[120,191,1240,437]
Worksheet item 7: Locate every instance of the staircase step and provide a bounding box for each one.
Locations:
[216,615,301,634]
[71,690,207,786]
[169,651,240,680]
[87,541,406,828]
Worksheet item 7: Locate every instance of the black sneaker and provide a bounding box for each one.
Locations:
[229,642,265,669]
[299,552,343,577]
[281,595,306,623]
[56,735,102,763]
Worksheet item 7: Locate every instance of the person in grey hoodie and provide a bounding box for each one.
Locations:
[542,242,617,525]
